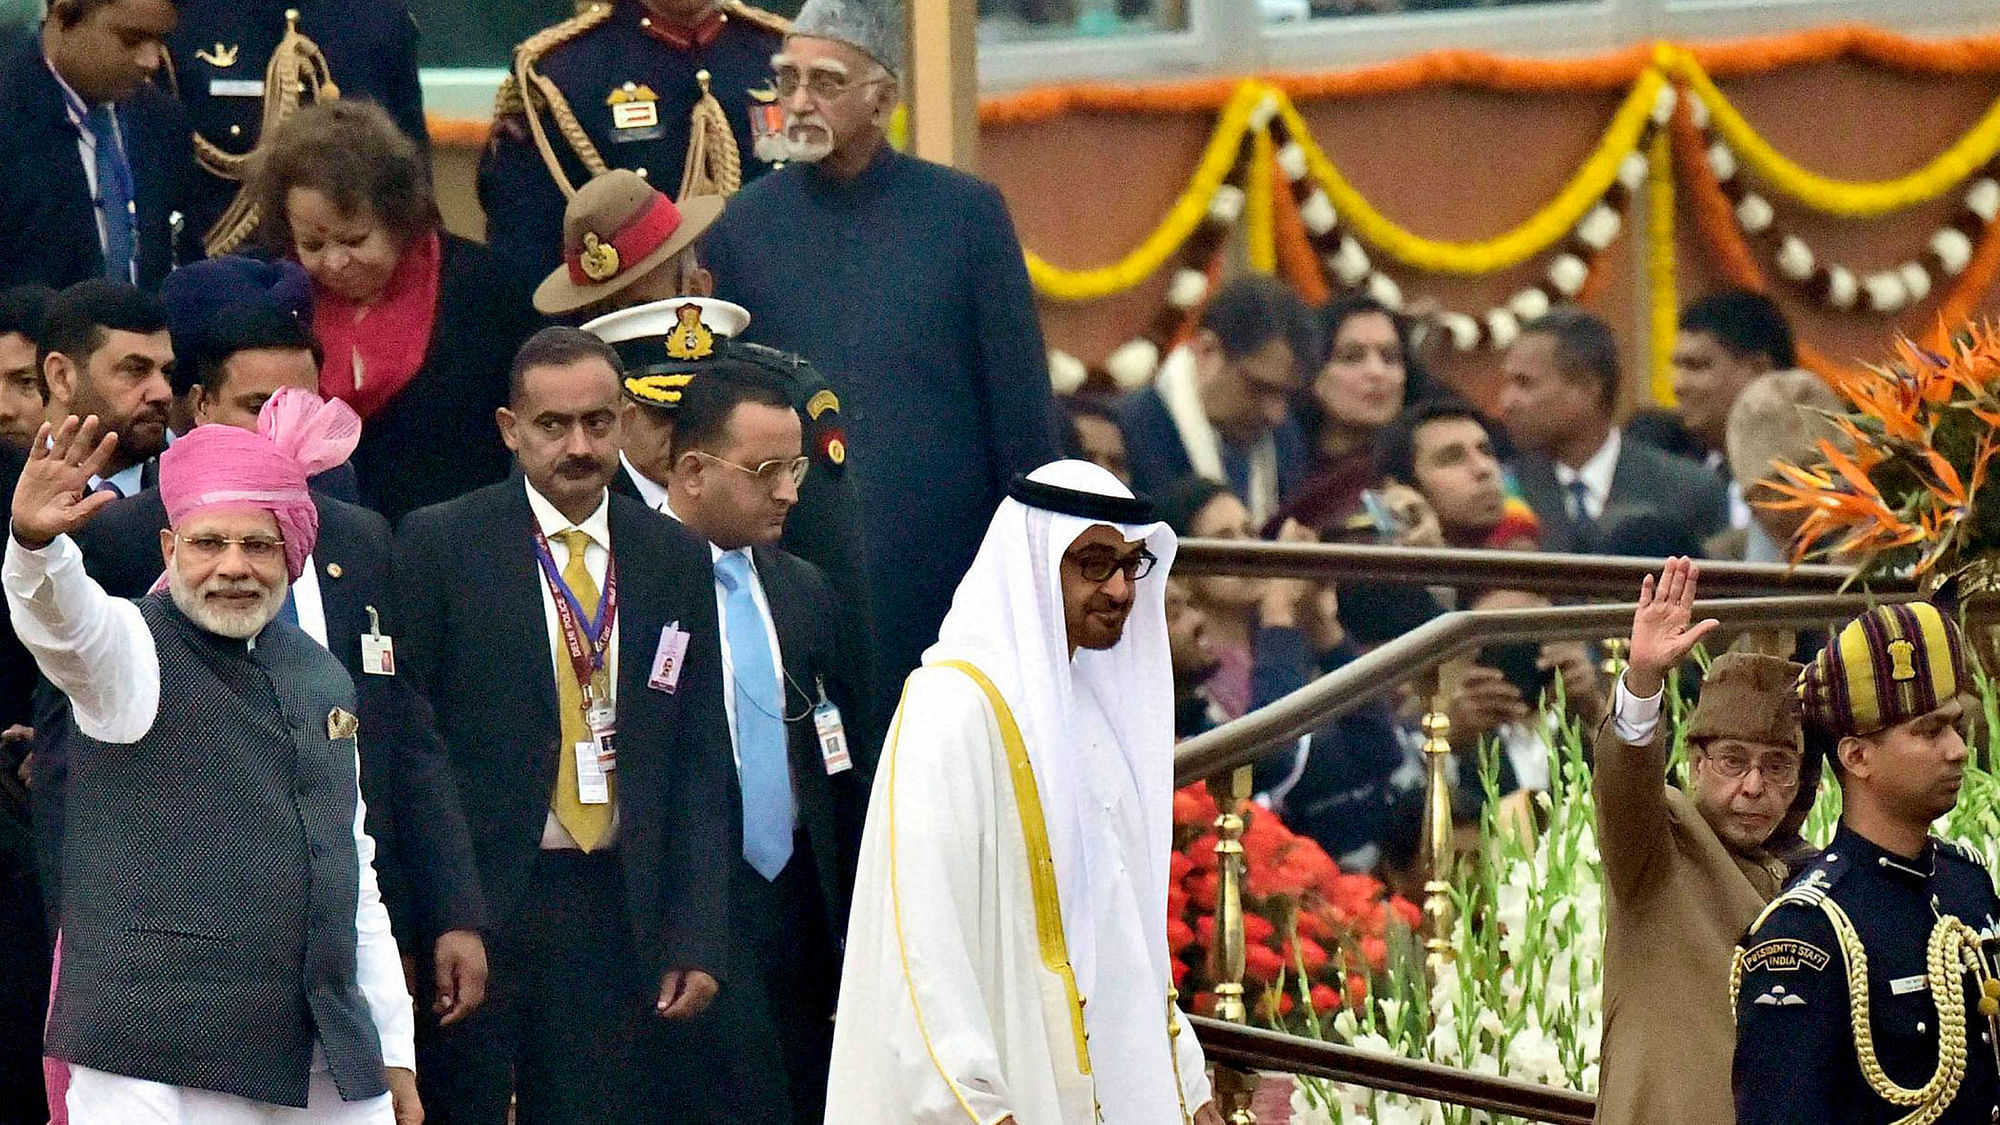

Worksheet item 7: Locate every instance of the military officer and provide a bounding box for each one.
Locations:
[1732,601,2000,1125]
[479,0,788,283]
[166,0,429,255]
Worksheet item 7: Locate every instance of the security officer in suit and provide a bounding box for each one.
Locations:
[1733,601,2000,1125]
[165,0,429,256]
[623,357,868,1124]
[478,0,788,283]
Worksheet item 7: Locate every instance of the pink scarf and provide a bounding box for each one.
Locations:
[314,230,442,420]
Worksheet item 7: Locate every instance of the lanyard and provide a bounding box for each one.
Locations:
[46,58,139,278]
[532,528,618,700]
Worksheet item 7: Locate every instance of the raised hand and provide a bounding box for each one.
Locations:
[1626,557,1720,698]
[10,416,120,551]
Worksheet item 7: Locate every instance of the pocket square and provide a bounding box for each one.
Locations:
[327,707,360,741]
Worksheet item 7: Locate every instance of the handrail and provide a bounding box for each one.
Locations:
[1174,592,1904,784]
[1171,539,1908,598]
[1191,1016,1597,1125]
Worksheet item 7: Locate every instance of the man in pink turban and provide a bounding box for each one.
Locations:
[4,394,421,1124]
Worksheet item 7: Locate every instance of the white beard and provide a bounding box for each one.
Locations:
[168,565,289,640]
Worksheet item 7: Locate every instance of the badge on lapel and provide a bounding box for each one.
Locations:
[608,83,664,141]
[327,707,360,741]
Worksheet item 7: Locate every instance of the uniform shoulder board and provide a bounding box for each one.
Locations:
[492,74,527,118]
[723,1,792,36]
[512,2,615,75]
[1938,838,1991,869]
[1746,864,1840,936]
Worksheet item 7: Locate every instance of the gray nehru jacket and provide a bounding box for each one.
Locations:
[45,596,387,1108]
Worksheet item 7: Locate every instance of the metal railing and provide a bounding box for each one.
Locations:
[1168,541,1917,1123]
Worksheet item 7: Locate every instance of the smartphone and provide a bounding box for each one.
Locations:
[1359,489,1408,539]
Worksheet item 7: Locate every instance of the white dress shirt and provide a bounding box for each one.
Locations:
[658,497,788,779]
[1555,428,1622,523]
[524,480,621,850]
[621,452,671,513]
[43,56,135,285]
[1610,671,1666,746]
[87,461,146,501]
[0,530,414,1071]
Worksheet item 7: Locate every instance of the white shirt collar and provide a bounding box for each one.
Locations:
[1554,427,1621,513]
[523,477,611,547]
[657,492,744,568]
[621,451,672,513]
[87,460,146,499]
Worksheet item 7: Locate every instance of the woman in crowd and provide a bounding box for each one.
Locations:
[253,101,540,523]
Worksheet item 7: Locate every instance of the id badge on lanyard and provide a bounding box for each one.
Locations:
[534,529,620,781]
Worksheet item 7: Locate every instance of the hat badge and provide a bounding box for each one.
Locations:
[1887,638,1918,682]
[664,304,715,360]
[579,231,621,282]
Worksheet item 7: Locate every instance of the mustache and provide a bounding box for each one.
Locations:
[555,456,605,477]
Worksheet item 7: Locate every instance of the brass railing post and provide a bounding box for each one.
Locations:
[1420,674,1455,965]
[1206,765,1258,1123]
[1600,637,1630,684]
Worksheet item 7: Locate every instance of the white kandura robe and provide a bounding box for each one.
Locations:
[826,664,1210,1125]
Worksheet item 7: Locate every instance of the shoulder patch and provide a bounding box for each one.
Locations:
[1747,867,1839,935]
[723,1,792,36]
[1740,937,1830,974]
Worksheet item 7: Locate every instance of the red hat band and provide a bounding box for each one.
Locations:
[567,192,685,286]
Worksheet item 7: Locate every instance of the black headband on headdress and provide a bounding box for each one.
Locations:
[1007,474,1155,524]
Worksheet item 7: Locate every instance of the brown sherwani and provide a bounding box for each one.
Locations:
[1591,720,1788,1125]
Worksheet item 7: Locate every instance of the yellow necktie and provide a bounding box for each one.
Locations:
[552,529,613,851]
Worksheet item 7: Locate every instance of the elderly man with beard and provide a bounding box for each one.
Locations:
[1592,557,1818,1125]
[700,0,1059,724]
[3,404,417,1124]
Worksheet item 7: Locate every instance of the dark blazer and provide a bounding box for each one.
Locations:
[1116,381,1310,507]
[1514,431,1731,555]
[345,233,542,526]
[393,480,732,979]
[752,544,873,940]
[64,487,488,942]
[0,33,199,291]
[168,0,429,244]
[0,445,31,735]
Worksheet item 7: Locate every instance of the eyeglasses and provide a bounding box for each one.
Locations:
[1704,749,1803,787]
[694,450,810,489]
[773,65,890,103]
[1068,548,1158,584]
[177,533,286,564]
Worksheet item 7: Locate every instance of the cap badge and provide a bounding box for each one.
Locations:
[664,304,715,360]
[1888,638,1918,682]
[580,232,621,282]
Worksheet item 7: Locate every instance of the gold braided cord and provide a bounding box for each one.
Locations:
[679,71,742,199]
[513,3,615,200]
[196,13,341,255]
[1822,898,1974,1124]
[721,0,791,36]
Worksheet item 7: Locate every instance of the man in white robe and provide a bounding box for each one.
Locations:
[827,459,1219,1125]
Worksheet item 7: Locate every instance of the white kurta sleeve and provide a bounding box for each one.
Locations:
[2,530,158,742]
[1609,672,1664,746]
[1172,1002,1213,1113]
[348,748,415,1070]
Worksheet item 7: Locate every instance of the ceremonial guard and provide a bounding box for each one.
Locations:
[1733,602,2000,1125]
[479,0,789,281]
[166,0,429,255]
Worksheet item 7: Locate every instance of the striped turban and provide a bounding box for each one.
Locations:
[1797,602,1970,738]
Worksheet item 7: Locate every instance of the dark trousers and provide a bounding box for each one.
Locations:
[0,822,49,1125]
[419,850,650,1125]
[649,836,840,1125]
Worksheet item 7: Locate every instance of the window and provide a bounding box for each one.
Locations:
[977,0,1188,42]
[1271,0,1583,17]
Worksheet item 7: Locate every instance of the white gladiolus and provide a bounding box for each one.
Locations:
[1651,83,1677,124]
[1776,236,1815,281]
[1166,268,1210,310]
[1332,237,1372,285]
[1509,287,1551,324]
[1548,254,1589,296]
[1688,92,1711,129]
[1933,228,1975,275]
[1618,152,1649,191]
[1277,141,1309,182]
[1485,308,1521,350]
[1300,189,1338,236]
[1104,338,1160,389]
[1249,92,1281,130]
[1045,349,1088,394]
[1967,178,2000,223]
[1707,142,1737,183]
[1575,205,1622,251]
[1864,270,1910,312]
[1827,265,1859,309]
[1207,183,1246,224]
[1735,193,1774,234]
[1899,261,1932,304]
[1366,272,1404,311]
[1437,311,1481,352]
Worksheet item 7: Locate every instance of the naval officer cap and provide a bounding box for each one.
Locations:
[583,296,752,412]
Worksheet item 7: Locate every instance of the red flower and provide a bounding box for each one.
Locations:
[1310,983,1341,1014]
[1294,907,1332,943]
[1243,913,1276,946]
[1167,917,1197,954]
[1187,871,1219,912]
[1360,935,1388,973]
[1196,915,1217,946]
[1390,896,1423,930]
[1169,851,1194,885]
[1167,886,1188,921]
[1174,785,1219,828]
[1172,958,1191,989]
[1281,936,1329,974]
[1191,991,1218,1017]
[1257,989,1296,1021]
[1186,835,1221,873]
[1245,943,1285,983]
[1345,972,1369,1006]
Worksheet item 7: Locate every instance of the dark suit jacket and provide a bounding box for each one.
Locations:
[1116,381,1310,507]
[393,480,732,980]
[751,544,872,942]
[0,32,198,291]
[59,487,489,943]
[1514,431,1731,555]
[0,446,30,735]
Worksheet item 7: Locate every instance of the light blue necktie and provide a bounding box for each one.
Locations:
[717,551,793,880]
[86,103,135,283]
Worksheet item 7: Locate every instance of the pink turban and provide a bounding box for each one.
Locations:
[158,387,362,581]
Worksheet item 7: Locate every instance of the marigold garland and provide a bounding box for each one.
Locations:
[1025,81,1263,302]
[1648,126,1679,405]
[1663,45,2000,218]
[1246,120,1279,275]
